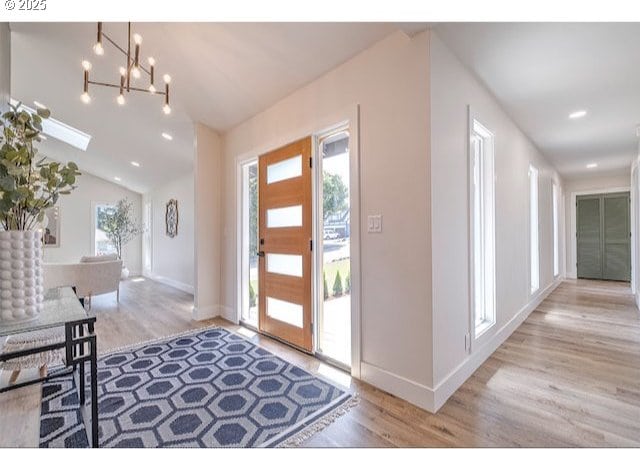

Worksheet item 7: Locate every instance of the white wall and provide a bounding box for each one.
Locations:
[429,32,564,409]
[194,123,223,320]
[632,157,640,309]
[0,23,10,114]
[564,173,630,278]
[43,170,143,274]
[143,173,194,293]
[219,31,433,407]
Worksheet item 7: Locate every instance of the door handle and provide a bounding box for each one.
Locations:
[256,251,265,257]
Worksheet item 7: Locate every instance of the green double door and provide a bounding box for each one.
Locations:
[577,192,631,281]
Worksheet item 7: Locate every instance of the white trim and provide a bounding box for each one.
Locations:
[219,304,236,322]
[232,104,362,380]
[467,107,497,351]
[360,361,434,412]
[145,272,194,295]
[236,158,259,326]
[431,276,562,411]
[567,186,630,279]
[191,303,219,321]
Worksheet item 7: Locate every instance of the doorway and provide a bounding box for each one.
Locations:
[237,121,358,371]
[577,192,631,281]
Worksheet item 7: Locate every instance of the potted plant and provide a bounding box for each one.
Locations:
[99,198,142,279]
[0,103,80,322]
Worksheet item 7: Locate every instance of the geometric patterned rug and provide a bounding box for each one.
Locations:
[39,327,357,447]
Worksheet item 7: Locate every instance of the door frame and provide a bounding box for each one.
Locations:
[234,105,362,378]
[569,186,630,279]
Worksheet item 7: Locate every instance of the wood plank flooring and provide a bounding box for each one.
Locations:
[1,277,639,447]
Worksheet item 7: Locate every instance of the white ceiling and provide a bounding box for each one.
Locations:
[435,23,640,180]
[10,23,417,192]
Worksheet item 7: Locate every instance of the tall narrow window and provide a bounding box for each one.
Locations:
[529,165,540,293]
[240,161,259,327]
[94,203,117,256]
[552,183,559,277]
[470,119,495,338]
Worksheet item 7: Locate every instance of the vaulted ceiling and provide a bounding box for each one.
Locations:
[10,23,417,192]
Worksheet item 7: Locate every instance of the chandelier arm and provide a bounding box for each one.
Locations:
[88,80,167,96]
[101,32,152,76]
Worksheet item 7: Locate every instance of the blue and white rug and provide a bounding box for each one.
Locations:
[39,327,357,447]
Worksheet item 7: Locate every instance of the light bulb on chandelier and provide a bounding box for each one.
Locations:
[93,42,104,55]
[163,104,171,115]
[116,94,126,105]
[80,92,91,104]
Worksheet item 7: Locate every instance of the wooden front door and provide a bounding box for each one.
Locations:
[258,137,313,351]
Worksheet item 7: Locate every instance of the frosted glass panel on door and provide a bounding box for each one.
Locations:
[267,155,302,184]
[267,205,302,228]
[267,297,303,328]
[267,253,303,277]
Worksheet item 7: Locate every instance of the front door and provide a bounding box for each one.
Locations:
[258,137,313,351]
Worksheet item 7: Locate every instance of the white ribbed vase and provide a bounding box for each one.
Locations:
[0,230,44,323]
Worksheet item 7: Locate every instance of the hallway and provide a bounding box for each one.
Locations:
[304,279,640,446]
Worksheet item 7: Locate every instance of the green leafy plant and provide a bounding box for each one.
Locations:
[249,282,256,308]
[0,103,80,231]
[333,270,343,297]
[323,271,329,300]
[323,171,348,220]
[99,198,142,260]
[345,271,351,294]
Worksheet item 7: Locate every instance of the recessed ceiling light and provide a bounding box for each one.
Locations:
[586,163,598,169]
[161,132,173,141]
[33,101,47,109]
[569,110,587,119]
[131,161,140,167]
[114,176,121,181]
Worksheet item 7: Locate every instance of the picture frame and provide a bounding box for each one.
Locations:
[166,199,178,238]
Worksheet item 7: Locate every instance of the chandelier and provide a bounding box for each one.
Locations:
[81,22,171,114]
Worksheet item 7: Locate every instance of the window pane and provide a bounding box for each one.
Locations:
[552,184,559,276]
[267,205,302,228]
[530,166,540,292]
[95,204,117,256]
[267,297,303,327]
[267,155,302,184]
[471,119,496,338]
[267,253,303,277]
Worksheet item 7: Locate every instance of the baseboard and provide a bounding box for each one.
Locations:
[431,277,563,412]
[360,361,435,412]
[192,303,219,321]
[145,272,195,295]
[567,270,577,279]
[219,305,236,323]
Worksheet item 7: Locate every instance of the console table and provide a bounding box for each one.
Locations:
[0,287,99,447]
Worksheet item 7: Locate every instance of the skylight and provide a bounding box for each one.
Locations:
[10,99,92,151]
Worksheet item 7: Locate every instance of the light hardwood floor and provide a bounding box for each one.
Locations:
[1,277,639,447]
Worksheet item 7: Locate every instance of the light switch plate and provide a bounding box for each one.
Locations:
[367,215,382,233]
